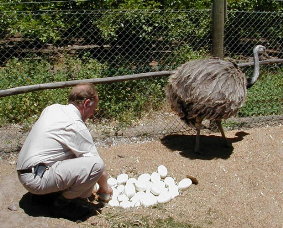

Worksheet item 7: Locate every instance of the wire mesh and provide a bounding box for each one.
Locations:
[0,8,282,140]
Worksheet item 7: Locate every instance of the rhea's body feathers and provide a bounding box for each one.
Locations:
[166,45,266,152]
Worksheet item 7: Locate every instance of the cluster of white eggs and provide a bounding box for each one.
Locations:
[106,165,192,208]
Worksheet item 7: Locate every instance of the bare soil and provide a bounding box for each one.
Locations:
[0,124,282,228]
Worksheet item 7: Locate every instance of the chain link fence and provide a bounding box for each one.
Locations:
[0,8,282,141]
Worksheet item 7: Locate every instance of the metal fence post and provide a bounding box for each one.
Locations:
[212,0,225,58]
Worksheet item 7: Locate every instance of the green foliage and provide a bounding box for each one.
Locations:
[225,10,283,56]
[227,0,283,11]
[0,2,282,126]
[0,57,281,127]
[97,76,167,124]
[7,12,66,42]
[0,56,106,124]
[0,56,168,125]
[0,9,67,42]
[93,9,211,73]
[94,64,167,124]
[0,0,282,42]
[239,68,283,117]
[95,9,211,42]
[170,45,208,67]
[118,0,162,10]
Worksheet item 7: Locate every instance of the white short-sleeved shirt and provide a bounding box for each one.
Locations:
[17,104,100,170]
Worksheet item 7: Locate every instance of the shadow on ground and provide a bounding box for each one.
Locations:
[19,192,104,222]
[161,131,249,160]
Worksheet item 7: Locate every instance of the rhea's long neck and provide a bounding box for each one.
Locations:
[247,50,260,88]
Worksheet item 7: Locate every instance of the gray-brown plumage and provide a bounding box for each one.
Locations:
[166,45,266,153]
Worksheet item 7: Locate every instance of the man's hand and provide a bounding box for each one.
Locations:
[95,171,113,203]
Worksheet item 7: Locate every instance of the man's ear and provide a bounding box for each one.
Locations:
[84,99,94,107]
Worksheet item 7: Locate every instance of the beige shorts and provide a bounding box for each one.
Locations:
[18,156,105,199]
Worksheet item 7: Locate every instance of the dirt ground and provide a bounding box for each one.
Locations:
[0,123,282,228]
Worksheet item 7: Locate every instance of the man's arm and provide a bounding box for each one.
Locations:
[97,171,113,194]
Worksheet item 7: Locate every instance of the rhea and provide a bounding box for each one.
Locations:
[166,45,267,153]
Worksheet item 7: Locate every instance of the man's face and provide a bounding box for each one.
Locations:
[83,96,99,121]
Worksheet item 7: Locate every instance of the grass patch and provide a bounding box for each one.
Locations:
[103,214,202,228]
[239,67,283,117]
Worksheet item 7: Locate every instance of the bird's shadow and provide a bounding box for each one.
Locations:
[161,131,249,160]
[19,192,105,222]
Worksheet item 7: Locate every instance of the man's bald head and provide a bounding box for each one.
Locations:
[68,83,98,105]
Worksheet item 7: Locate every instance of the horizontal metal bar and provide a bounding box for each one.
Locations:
[0,58,282,98]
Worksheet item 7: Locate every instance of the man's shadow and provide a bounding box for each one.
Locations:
[19,192,105,222]
[161,131,249,160]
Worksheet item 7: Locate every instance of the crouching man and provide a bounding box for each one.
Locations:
[16,83,112,218]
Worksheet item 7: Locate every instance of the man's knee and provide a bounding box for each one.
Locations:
[89,157,105,178]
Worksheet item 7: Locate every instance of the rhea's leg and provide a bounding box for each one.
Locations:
[194,119,202,153]
[215,120,229,146]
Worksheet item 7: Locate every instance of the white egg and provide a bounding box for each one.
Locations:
[157,165,168,178]
[112,188,119,197]
[130,194,139,203]
[107,166,190,208]
[127,178,137,185]
[168,181,178,189]
[159,187,169,196]
[150,182,163,196]
[156,180,166,189]
[168,185,179,199]
[117,194,129,202]
[117,173,129,185]
[117,185,125,194]
[120,200,132,208]
[131,200,141,207]
[110,193,118,201]
[124,183,136,198]
[150,172,161,183]
[141,193,157,207]
[138,173,151,182]
[178,178,193,190]
[164,176,175,187]
[130,194,142,207]
[135,191,146,198]
[135,180,147,192]
[145,181,153,193]
[107,177,118,187]
[108,199,120,207]
[157,191,171,203]
[150,196,158,206]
